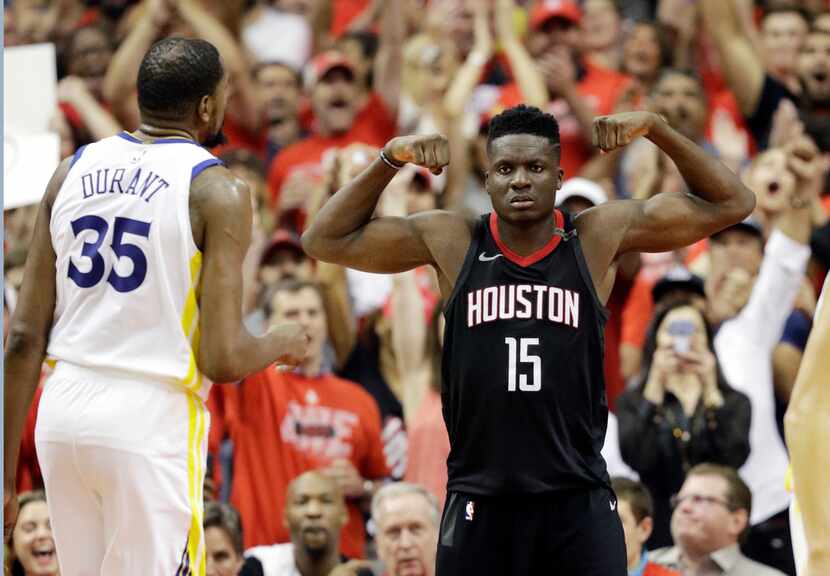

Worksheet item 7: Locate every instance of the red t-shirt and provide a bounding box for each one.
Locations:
[496,61,632,179]
[644,561,681,576]
[224,369,388,558]
[267,92,396,209]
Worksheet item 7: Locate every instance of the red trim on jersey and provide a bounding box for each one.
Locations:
[489,210,565,268]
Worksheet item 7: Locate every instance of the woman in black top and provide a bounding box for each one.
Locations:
[616,299,752,548]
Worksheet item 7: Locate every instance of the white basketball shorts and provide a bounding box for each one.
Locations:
[35,361,209,575]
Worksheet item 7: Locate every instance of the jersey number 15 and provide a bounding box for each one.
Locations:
[67,215,151,293]
[504,337,541,392]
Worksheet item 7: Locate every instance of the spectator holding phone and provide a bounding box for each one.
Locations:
[616,300,752,548]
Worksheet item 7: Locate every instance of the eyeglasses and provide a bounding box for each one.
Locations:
[670,494,734,510]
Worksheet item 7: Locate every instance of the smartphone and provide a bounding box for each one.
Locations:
[666,318,696,355]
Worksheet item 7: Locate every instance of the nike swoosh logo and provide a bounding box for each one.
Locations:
[478,253,503,262]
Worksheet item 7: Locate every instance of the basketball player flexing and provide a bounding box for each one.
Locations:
[4,38,308,574]
[302,105,756,575]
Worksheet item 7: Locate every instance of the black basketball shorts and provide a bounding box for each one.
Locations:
[436,486,627,576]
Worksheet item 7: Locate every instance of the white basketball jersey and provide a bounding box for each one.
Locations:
[47,132,222,400]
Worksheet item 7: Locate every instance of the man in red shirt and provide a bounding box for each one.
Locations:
[224,279,388,559]
[267,48,400,210]
[497,0,633,178]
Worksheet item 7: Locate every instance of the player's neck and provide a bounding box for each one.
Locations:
[495,215,556,257]
[134,122,197,143]
[294,546,340,576]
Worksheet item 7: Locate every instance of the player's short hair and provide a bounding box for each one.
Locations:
[487,105,561,154]
[371,482,440,529]
[204,501,244,555]
[611,477,653,523]
[686,463,752,540]
[137,37,224,120]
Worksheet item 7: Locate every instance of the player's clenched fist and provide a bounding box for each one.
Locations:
[592,111,663,152]
[273,321,311,367]
[383,134,450,175]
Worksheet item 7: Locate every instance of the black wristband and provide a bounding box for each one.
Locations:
[380,149,404,170]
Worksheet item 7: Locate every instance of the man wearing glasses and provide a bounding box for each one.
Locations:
[651,463,786,576]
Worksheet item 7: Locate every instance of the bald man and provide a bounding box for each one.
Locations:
[243,472,373,576]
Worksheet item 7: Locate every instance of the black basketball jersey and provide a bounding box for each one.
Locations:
[441,210,611,495]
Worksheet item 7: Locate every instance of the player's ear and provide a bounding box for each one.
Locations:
[557,168,564,190]
[197,94,213,124]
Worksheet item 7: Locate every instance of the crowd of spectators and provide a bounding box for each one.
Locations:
[5,0,830,574]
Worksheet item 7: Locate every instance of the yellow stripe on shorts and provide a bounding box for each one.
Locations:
[185,392,207,575]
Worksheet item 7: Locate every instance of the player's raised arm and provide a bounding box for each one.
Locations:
[193,167,309,383]
[4,158,71,535]
[577,111,756,278]
[302,135,459,274]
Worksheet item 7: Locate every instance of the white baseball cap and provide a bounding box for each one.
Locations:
[555,177,608,208]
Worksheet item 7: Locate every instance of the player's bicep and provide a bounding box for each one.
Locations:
[196,173,252,345]
[313,211,443,274]
[617,193,723,254]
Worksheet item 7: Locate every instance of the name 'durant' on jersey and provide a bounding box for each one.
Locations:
[467,283,581,329]
[79,166,170,203]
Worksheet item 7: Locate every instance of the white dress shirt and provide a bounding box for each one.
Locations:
[714,230,810,524]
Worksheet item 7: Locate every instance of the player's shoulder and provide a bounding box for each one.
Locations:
[411,209,476,242]
[573,199,642,240]
[190,163,250,212]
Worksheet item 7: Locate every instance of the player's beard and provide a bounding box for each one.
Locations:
[201,122,227,148]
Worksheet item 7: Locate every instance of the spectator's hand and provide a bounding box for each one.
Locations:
[537,49,577,97]
[494,0,517,45]
[147,0,175,30]
[273,321,311,367]
[682,347,723,408]
[643,345,678,405]
[379,175,409,218]
[57,76,93,105]
[626,141,661,200]
[328,560,375,576]
[384,134,450,175]
[472,0,494,59]
[279,168,322,214]
[711,110,749,173]
[4,486,17,543]
[785,136,823,210]
[657,0,698,40]
[593,112,660,153]
[322,460,366,499]
[769,99,805,150]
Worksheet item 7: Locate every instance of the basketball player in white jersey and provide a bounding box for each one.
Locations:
[785,277,829,576]
[4,38,308,574]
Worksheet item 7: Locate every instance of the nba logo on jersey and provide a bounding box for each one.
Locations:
[465,500,475,522]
